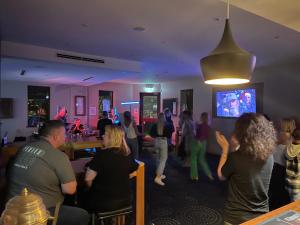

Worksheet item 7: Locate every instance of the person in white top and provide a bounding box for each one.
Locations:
[123,111,141,159]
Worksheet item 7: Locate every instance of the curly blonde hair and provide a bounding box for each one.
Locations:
[234,113,277,161]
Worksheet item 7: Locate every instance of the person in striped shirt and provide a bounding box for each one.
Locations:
[286,129,300,201]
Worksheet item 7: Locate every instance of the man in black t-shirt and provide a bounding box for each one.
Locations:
[97,111,112,137]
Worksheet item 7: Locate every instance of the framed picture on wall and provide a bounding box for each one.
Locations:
[163,98,178,116]
[75,96,86,116]
[99,90,113,116]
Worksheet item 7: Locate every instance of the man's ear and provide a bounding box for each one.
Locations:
[51,131,59,141]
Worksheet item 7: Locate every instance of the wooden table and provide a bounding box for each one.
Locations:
[0,137,103,165]
[0,142,25,168]
[60,137,104,160]
[241,200,300,224]
[71,158,145,225]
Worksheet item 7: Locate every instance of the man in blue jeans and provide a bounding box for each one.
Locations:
[7,120,90,225]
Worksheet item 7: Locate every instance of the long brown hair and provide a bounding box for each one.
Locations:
[280,118,296,134]
[157,112,165,136]
[234,113,277,161]
[104,125,130,156]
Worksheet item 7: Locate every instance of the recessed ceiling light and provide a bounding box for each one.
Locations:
[274,35,280,39]
[133,26,145,32]
[81,24,88,28]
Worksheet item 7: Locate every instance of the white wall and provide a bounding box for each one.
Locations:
[87,82,134,128]
[157,64,300,155]
[3,62,298,149]
[0,80,87,141]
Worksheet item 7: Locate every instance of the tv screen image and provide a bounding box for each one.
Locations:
[216,88,256,118]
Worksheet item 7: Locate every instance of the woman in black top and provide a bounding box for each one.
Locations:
[150,113,171,186]
[85,125,139,212]
[216,113,277,225]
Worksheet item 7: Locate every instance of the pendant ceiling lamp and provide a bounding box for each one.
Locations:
[200,0,256,85]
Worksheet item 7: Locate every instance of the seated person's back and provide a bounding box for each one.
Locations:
[7,120,89,225]
[85,125,139,211]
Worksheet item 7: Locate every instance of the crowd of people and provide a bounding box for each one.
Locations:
[4,106,300,225]
[176,111,300,224]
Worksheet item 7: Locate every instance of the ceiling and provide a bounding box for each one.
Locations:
[1,0,299,85]
[227,0,300,32]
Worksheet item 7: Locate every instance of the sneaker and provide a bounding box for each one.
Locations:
[154,177,165,186]
[208,175,214,181]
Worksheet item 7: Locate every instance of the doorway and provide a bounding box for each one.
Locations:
[139,92,161,134]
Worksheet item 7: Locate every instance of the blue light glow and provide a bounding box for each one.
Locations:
[144,87,154,92]
[121,101,140,105]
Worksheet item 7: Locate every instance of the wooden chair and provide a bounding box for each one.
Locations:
[91,205,133,225]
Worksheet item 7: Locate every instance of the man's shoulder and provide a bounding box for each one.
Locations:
[25,139,67,158]
[22,139,52,152]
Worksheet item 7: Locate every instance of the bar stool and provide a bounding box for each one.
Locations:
[91,205,133,225]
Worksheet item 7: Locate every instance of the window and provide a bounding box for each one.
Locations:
[27,86,50,127]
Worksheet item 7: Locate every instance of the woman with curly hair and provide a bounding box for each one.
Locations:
[215,113,277,225]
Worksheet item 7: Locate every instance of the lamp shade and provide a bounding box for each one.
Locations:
[200,19,256,85]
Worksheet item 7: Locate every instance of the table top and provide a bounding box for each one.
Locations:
[1,137,103,166]
[241,200,300,224]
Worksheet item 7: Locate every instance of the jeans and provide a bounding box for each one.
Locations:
[48,205,90,225]
[155,137,168,176]
[190,140,212,179]
[126,137,139,159]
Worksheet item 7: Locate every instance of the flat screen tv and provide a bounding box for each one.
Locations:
[212,83,263,118]
[0,98,14,118]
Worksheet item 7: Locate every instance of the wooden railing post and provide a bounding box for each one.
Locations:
[135,162,145,225]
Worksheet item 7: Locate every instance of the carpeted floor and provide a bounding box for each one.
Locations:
[140,149,227,225]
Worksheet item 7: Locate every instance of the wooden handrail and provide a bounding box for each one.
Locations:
[132,161,145,225]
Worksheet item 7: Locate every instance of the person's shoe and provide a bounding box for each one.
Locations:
[190,177,198,181]
[161,174,166,180]
[154,177,165,186]
[190,177,198,183]
[208,175,214,181]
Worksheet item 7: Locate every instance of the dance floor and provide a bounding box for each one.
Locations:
[141,150,227,225]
